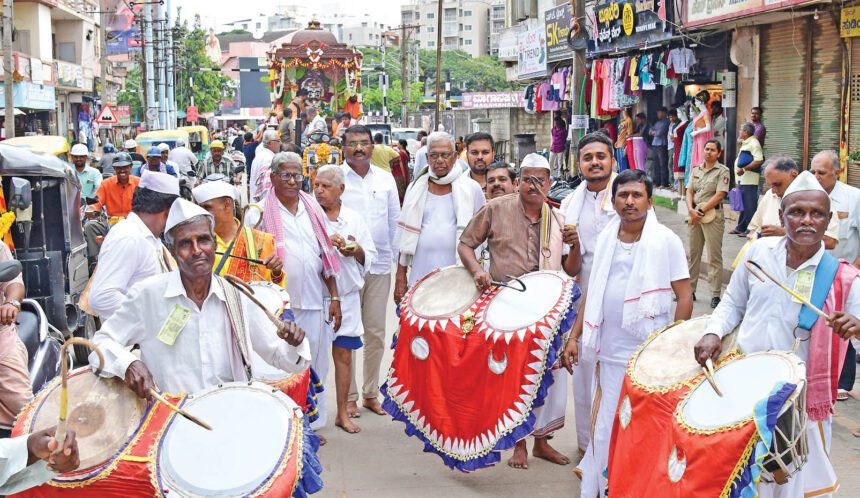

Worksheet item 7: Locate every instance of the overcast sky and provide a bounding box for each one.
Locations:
[172,0,408,31]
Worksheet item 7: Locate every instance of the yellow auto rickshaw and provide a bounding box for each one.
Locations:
[3,136,71,162]
[178,125,210,158]
[134,130,191,155]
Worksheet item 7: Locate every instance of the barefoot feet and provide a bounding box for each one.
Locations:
[335,413,361,433]
[532,437,570,465]
[363,397,386,416]
[347,400,361,418]
[507,440,529,469]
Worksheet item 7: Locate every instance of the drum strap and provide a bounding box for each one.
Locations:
[219,277,254,380]
[797,253,839,332]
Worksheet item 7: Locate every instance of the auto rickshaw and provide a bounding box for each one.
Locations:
[178,125,210,158]
[134,129,191,155]
[0,144,90,361]
[3,135,71,162]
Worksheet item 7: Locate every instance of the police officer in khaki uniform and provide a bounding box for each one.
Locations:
[686,139,730,308]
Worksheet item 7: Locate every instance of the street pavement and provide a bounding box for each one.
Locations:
[312,205,860,497]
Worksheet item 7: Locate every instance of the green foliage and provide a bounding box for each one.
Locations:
[360,47,517,96]
[217,29,251,36]
[116,63,144,121]
[173,14,235,114]
[362,80,425,113]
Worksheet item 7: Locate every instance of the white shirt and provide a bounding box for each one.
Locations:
[340,163,400,275]
[828,181,860,263]
[168,146,198,174]
[88,213,173,319]
[247,199,324,310]
[575,188,615,290]
[706,237,860,361]
[598,237,688,366]
[413,145,428,178]
[303,115,328,138]
[748,189,840,241]
[0,436,53,495]
[410,193,457,287]
[250,147,276,198]
[91,272,311,394]
[324,205,377,295]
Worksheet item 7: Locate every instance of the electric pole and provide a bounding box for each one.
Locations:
[143,5,158,129]
[2,0,14,139]
[398,24,419,125]
[99,0,108,140]
[433,0,443,131]
[380,37,387,124]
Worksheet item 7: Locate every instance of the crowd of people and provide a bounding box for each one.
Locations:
[0,100,859,497]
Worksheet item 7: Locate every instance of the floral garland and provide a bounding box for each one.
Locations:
[0,212,15,240]
[270,58,362,71]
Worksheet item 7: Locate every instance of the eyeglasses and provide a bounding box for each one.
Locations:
[346,141,371,148]
[427,152,454,161]
[274,172,303,182]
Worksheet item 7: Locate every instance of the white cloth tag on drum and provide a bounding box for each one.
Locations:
[792,270,814,304]
[157,304,193,346]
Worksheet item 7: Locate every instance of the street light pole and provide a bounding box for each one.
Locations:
[2,0,14,139]
[433,0,442,131]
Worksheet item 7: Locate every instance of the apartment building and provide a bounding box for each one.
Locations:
[401,0,503,58]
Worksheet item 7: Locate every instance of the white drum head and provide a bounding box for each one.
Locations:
[408,266,479,318]
[158,383,296,496]
[682,352,805,430]
[248,281,289,317]
[485,272,564,331]
[634,316,737,387]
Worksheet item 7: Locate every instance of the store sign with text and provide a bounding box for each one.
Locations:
[591,0,670,54]
[115,105,131,126]
[461,92,524,109]
[517,27,547,79]
[56,61,85,90]
[545,4,574,62]
[684,0,809,27]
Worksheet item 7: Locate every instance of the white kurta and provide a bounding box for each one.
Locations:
[707,236,860,497]
[0,436,53,495]
[324,205,377,340]
[250,147,275,200]
[90,272,311,395]
[340,163,400,275]
[828,181,860,263]
[88,213,173,319]
[579,238,688,497]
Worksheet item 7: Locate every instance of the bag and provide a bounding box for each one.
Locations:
[728,186,744,213]
[737,150,761,173]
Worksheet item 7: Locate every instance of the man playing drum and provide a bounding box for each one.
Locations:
[561,170,693,496]
[314,165,377,434]
[458,153,579,469]
[192,181,285,285]
[560,132,619,457]
[695,171,860,497]
[90,199,311,400]
[85,172,179,320]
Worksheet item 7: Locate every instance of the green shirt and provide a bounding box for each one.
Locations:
[76,166,102,199]
[735,136,764,186]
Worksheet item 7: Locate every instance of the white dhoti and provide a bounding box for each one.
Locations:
[329,291,363,343]
[578,361,625,498]
[757,418,838,498]
[532,367,568,438]
[294,308,330,430]
[573,339,596,453]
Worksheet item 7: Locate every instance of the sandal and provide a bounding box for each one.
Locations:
[837,389,849,401]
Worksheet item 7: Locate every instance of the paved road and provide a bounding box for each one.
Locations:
[312,205,860,497]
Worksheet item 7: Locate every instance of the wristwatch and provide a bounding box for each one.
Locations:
[5,299,20,310]
[330,296,341,302]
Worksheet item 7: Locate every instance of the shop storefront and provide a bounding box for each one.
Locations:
[0,81,57,136]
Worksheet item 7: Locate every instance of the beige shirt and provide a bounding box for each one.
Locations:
[747,189,839,240]
[690,161,730,207]
[460,194,566,281]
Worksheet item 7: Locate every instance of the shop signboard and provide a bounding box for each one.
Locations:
[56,61,85,90]
[842,7,860,38]
[115,105,131,126]
[0,82,56,110]
[684,0,809,27]
[498,26,522,61]
[517,27,547,79]
[461,92,524,109]
[545,4,574,62]
[590,0,671,55]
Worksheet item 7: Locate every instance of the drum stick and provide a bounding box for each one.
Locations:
[702,358,723,397]
[744,260,829,319]
[224,274,282,327]
[54,338,104,455]
[149,389,213,431]
[215,252,266,265]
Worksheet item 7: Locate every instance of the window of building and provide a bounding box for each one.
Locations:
[428,41,435,48]
[464,24,472,31]
[428,26,434,32]
[57,42,75,63]
[427,12,434,19]
[256,22,261,29]
[464,10,472,16]
[349,33,353,40]
[465,39,473,45]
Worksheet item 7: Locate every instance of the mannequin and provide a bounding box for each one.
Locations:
[673,106,691,196]
[688,92,714,169]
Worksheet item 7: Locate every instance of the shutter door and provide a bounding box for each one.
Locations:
[808,17,842,164]
[760,23,807,163]
[849,38,860,187]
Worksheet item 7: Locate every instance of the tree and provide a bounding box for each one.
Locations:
[173,14,234,114]
[362,80,424,113]
[117,63,143,121]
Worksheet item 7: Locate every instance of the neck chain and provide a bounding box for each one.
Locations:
[618,227,643,253]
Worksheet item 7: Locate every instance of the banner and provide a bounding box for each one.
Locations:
[105,0,142,54]
[842,7,860,38]
[684,0,808,27]
[461,92,523,109]
[56,61,85,90]
[115,105,131,126]
[545,4,574,63]
[591,0,671,54]
[517,27,547,80]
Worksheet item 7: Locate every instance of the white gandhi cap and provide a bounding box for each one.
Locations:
[138,171,180,196]
[192,181,238,204]
[520,153,551,171]
[781,170,827,205]
[165,198,214,234]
